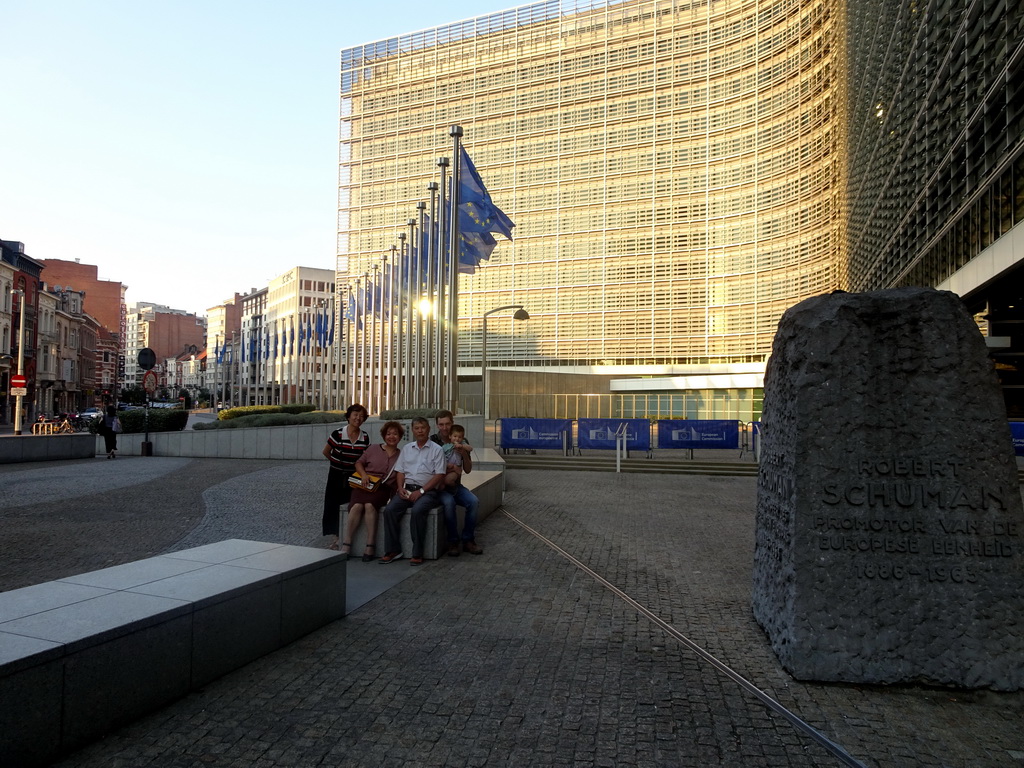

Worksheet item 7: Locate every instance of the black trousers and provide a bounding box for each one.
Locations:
[321,469,353,537]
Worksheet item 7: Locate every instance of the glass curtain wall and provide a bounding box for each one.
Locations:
[338,0,841,374]
[843,0,1024,290]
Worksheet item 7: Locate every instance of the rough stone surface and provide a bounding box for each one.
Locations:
[2,454,1024,765]
[752,288,1024,690]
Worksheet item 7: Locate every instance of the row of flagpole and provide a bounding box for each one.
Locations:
[204,126,514,415]
[339,126,515,415]
[210,300,339,409]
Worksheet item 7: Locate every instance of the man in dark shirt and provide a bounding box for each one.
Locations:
[430,410,482,556]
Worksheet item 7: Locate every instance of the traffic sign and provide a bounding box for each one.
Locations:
[11,374,27,388]
[138,348,156,370]
[11,387,27,396]
[143,370,158,394]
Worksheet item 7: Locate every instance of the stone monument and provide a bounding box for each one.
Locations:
[752,288,1024,690]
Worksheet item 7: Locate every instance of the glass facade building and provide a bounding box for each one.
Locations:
[338,0,1023,416]
[338,0,840,385]
[842,0,1024,415]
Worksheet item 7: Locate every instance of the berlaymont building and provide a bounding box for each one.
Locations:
[337,0,1023,421]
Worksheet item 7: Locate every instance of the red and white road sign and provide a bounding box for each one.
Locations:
[11,374,27,388]
[143,370,158,394]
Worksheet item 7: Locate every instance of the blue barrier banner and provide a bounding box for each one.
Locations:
[500,418,571,450]
[577,419,650,451]
[657,420,739,449]
[1011,422,1024,457]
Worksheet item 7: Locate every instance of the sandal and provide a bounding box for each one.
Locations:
[339,541,352,561]
[362,545,376,563]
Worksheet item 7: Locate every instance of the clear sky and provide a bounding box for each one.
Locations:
[0,0,514,316]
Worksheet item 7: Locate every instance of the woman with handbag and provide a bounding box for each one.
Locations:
[101,405,122,460]
[321,403,370,552]
[344,420,403,561]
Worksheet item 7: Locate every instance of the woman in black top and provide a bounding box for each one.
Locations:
[321,403,370,552]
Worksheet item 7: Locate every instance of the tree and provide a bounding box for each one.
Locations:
[120,385,147,406]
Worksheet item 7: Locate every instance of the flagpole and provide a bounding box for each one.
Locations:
[394,232,405,409]
[230,331,237,407]
[447,125,464,412]
[415,202,427,408]
[322,300,330,410]
[373,265,384,412]
[342,284,352,409]
[406,217,418,409]
[384,246,395,410]
[425,181,439,409]
[342,283,351,407]
[435,156,449,410]
[367,266,378,413]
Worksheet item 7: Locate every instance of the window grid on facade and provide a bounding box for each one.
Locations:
[338,0,839,370]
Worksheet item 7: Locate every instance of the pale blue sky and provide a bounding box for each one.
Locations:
[0,0,514,315]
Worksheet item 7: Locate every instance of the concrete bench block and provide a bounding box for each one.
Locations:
[126,563,285,688]
[62,611,193,750]
[0,640,64,767]
[0,539,346,766]
[0,433,95,464]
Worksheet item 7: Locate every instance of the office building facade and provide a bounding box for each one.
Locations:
[338,0,1022,418]
[338,0,839,419]
[843,0,1024,416]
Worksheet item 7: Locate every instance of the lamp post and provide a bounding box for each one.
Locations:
[12,289,26,435]
[481,304,529,420]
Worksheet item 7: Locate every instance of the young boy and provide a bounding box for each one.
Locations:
[443,424,469,488]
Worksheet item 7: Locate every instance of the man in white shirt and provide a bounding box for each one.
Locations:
[380,417,446,565]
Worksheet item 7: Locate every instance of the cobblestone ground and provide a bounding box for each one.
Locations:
[2,459,1022,767]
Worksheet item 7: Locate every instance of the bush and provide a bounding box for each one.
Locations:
[195,410,344,430]
[91,408,189,434]
[217,403,317,421]
[379,408,442,420]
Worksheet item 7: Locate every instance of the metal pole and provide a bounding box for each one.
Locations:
[367,269,378,413]
[214,333,220,412]
[481,313,488,420]
[480,305,526,420]
[231,331,237,408]
[384,246,396,410]
[405,218,416,408]
[12,289,26,435]
[374,256,386,411]
[426,181,439,409]
[447,126,464,411]
[435,157,449,409]
[396,232,407,409]
[415,200,427,408]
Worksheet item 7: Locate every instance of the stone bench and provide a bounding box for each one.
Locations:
[342,469,504,559]
[0,433,96,464]
[0,539,345,767]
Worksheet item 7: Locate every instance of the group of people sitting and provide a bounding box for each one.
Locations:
[320,405,482,566]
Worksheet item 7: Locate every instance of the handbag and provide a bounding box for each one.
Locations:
[348,468,381,491]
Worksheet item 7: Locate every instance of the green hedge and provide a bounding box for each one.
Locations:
[195,410,345,430]
[217,403,316,421]
[378,408,442,420]
[89,409,189,434]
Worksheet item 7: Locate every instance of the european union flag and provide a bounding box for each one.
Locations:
[457,147,514,271]
[344,288,363,330]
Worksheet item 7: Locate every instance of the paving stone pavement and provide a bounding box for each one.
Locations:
[1,457,1022,767]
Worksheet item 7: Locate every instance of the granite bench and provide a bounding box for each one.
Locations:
[0,539,345,767]
[342,469,504,559]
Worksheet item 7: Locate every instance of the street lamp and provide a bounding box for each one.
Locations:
[11,289,26,435]
[481,304,529,420]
